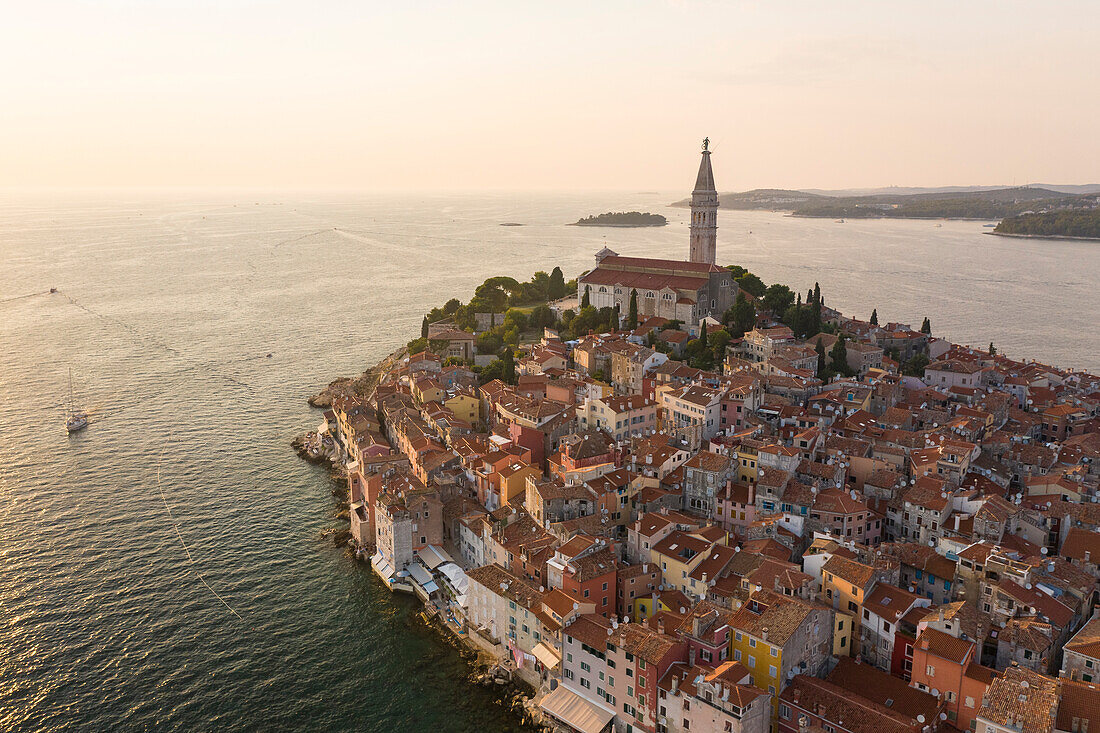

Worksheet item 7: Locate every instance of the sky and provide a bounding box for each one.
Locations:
[2,0,1098,191]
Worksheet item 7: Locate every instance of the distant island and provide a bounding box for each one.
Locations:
[992,208,1100,240]
[571,211,668,227]
[670,185,1100,221]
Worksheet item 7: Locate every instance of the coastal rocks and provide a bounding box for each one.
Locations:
[291,432,335,465]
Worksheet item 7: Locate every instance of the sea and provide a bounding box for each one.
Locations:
[1,190,1097,732]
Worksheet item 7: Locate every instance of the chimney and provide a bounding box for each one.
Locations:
[671,674,679,695]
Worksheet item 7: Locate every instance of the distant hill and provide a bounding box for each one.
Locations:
[670,186,1100,220]
[993,208,1100,240]
[571,211,668,227]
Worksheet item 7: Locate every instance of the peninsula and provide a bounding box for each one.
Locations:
[992,208,1100,240]
[570,211,667,227]
[301,143,1100,733]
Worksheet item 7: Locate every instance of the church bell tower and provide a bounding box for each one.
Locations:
[688,138,718,265]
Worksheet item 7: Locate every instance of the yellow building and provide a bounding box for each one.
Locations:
[736,442,760,484]
[443,391,480,425]
[413,377,444,405]
[497,461,542,505]
[821,555,877,647]
[728,593,833,731]
[832,610,853,656]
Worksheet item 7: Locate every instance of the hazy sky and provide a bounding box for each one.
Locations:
[3,1,1098,191]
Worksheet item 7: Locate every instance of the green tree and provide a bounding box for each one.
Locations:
[724,292,756,336]
[549,267,567,299]
[762,284,795,315]
[442,298,461,315]
[870,309,879,326]
[473,280,509,327]
[628,288,639,330]
[504,308,528,333]
[816,336,826,374]
[829,335,850,375]
[902,352,930,376]
[581,285,590,309]
[528,304,555,330]
[501,348,515,383]
[709,328,732,362]
[698,321,709,350]
[737,273,766,298]
[421,316,429,339]
[476,331,502,355]
[989,342,997,355]
[920,317,931,335]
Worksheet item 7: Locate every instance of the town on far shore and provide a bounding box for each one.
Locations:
[304,142,1100,733]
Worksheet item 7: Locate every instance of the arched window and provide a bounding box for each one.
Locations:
[645,291,656,298]
[598,286,607,293]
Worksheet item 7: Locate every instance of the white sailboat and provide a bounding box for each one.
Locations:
[66,368,88,433]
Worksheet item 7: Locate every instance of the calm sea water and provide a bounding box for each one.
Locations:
[1,191,1097,732]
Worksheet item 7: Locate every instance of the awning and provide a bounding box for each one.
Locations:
[539,685,614,733]
[532,641,562,669]
[407,562,434,586]
[371,553,395,581]
[438,563,469,594]
[418,544,453,570]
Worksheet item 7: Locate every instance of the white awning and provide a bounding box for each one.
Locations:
[532,641,562,669]
[371,552,395,581]
[539,685,614,733]
[438,563,469,594]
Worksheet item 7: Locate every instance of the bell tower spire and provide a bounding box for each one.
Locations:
[689,138,718,264]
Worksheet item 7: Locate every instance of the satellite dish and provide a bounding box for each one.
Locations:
[918,715,927,723]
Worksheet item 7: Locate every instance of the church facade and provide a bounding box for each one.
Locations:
[576,142,736,326]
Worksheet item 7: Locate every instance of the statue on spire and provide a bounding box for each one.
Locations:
[702,137,709,151]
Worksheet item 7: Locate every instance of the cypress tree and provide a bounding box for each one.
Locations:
[699,322,709,349]
[870,309,879,326]
[921,317,931,334]
[628,288,639,330]
[989,342,997,355]
[830,334,849,374]
[421,316,429,339]
[549,267,566,299]
[815,336,826,374]
[581,285,590,309]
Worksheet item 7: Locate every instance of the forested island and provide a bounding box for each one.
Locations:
[571,211,667,227]
[992,208,1100,240]
[671,186,1100,221]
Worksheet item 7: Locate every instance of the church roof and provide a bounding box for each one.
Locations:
[694,150,716,193]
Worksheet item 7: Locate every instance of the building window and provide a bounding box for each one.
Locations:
[780,704,791,720]
[926,665,935,677]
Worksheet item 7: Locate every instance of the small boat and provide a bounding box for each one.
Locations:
[934,223,943,228]
[66,368,88,433]
[834,219,846,223]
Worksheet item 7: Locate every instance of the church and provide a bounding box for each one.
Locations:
[577,141,737,326]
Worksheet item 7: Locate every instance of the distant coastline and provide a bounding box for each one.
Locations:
[570,211,668,227]
[671,185,1100,222]
[986,231,1100,242]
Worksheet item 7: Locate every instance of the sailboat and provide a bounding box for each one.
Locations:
[66,368,88,433]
